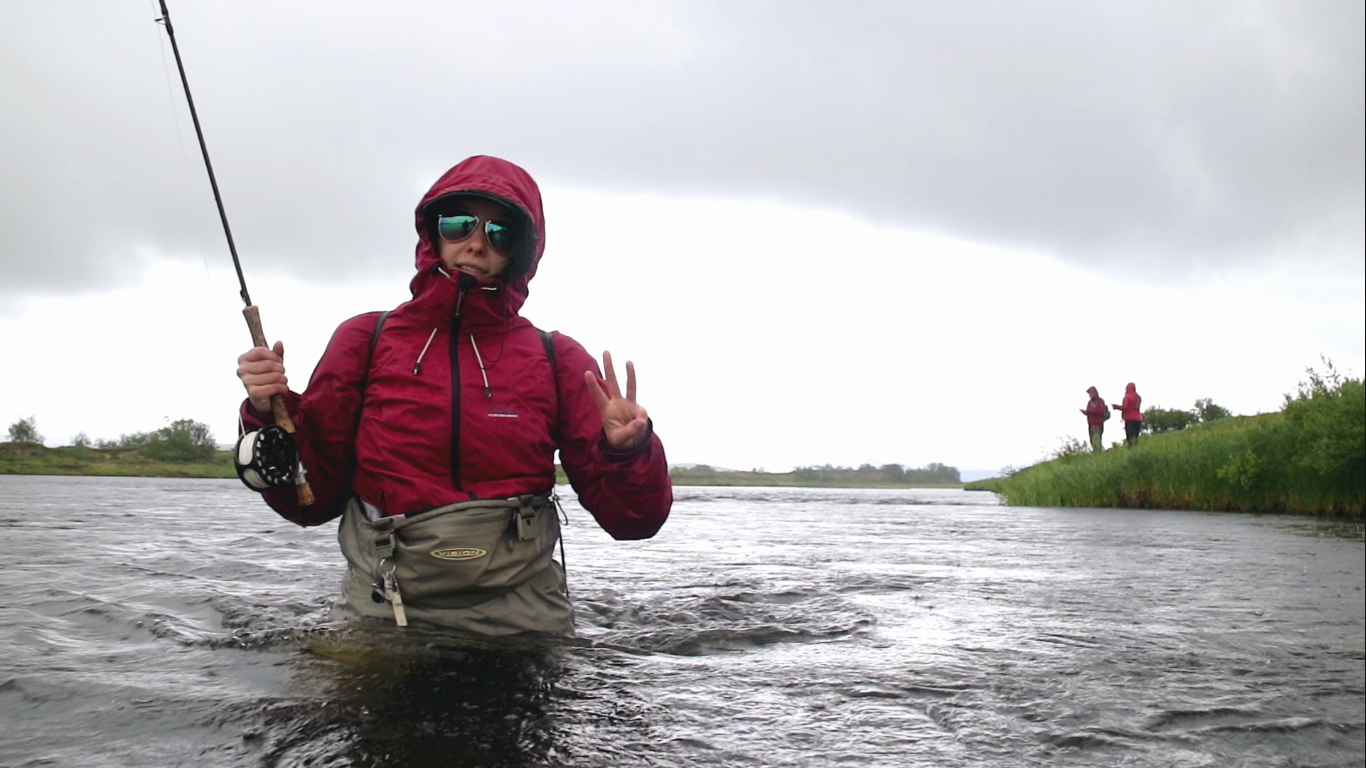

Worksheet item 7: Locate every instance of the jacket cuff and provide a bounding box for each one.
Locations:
[238,393,303,434]
[239,399,269,434]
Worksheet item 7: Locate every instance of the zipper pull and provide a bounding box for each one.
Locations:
[453,272,474,319]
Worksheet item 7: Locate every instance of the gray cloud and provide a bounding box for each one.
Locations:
[2,0,1361,306]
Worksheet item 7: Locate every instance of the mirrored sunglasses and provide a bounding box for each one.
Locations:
[436,214,515,254]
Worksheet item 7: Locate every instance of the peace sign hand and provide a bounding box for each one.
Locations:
[584,351,650,451]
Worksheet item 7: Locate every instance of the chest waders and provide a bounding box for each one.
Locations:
[333,312,574,635]
[335,494,572,635]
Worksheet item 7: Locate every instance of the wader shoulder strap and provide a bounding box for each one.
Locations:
[357,311,391,421]
[348,310,390,478]
[535,327,568,594]
[537,328,556,378]
[537,328,559,440]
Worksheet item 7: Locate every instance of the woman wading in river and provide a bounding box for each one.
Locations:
[234,155,672,636]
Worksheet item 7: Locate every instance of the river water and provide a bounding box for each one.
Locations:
[0,476,1361,767]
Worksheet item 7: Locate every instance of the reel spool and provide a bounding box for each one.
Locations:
[233,424,298,491]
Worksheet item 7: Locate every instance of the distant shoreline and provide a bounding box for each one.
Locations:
[666,465,967,489]
[1,444,976,489]
[670,479,967,489]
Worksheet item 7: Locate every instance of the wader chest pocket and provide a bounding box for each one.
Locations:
[340,495,558,611]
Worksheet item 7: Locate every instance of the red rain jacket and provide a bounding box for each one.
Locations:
[1114,383,1143,422]
[1084,390,1108,428]
[240,156,672,539]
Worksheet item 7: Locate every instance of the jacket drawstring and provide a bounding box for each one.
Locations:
[413,327,438,376]
[413,266,493,393]
[412,266,463,377]
[470,334,492,398]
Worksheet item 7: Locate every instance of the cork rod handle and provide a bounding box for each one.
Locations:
[242,305,315,506]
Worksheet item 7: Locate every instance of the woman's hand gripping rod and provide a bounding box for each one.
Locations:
[241,307,314,505]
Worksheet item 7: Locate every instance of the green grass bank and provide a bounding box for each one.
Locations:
[967,372,1364,517]
[0,442,237,479]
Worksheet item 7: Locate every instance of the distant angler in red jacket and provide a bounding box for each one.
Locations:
[1112,383,1143,447]
[1080,386,1108,452]
[234,155,672,635]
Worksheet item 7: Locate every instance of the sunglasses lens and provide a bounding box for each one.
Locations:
[437,215,478,242]
[485,221,514,253]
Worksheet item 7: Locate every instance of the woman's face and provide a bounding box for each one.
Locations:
[435,197,515,283]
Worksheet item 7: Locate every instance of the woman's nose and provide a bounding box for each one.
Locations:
[465,228,488,253]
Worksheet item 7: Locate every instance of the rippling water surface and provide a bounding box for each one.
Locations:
[0,476,1361,767]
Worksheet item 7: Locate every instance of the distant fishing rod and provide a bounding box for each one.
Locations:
[155,0,314,505]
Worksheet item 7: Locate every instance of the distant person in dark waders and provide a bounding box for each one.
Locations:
[234,155,673,637]
[1112,382,1143,447]
[1081,386,1109,452]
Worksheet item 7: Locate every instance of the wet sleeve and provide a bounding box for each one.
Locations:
[237,313,380,526]
[551,333,673,540]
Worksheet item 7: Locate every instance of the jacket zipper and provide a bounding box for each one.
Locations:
[448,279,468,490]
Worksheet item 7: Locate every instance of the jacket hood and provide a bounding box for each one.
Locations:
[408,156,547,321]
[1125,383,1136,393]
[1087,387,1099,396]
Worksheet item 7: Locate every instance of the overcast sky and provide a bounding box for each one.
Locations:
[1,1,1362,475]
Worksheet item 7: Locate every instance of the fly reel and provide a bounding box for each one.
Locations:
[233,424,298,491]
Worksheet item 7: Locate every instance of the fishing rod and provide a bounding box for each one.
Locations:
[155,0,314,505]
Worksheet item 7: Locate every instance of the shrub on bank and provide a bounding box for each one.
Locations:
[139,419,218,463]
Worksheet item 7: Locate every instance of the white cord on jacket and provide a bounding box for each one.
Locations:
[470,334,492,398]
[413,327,439,376]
